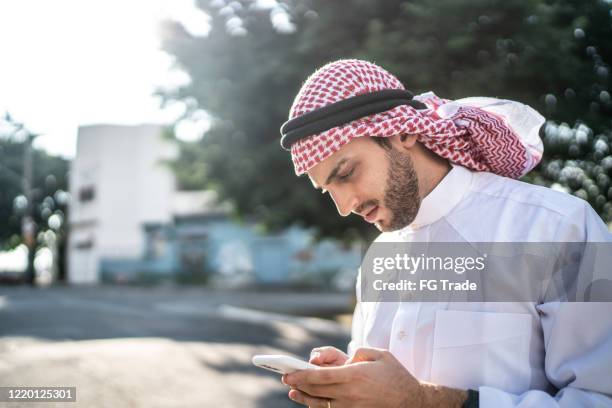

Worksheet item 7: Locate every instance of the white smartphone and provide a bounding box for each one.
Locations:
[252,354,318,375]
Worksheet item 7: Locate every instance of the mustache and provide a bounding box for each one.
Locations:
[355,199,379,214]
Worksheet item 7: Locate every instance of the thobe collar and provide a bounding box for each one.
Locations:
[399,163,473,234]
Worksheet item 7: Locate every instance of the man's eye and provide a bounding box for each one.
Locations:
[338,168,354,181]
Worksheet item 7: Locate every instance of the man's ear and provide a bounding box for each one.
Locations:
[394,133,418,150]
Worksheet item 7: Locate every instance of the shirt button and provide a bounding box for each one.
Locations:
[397,330,406,340]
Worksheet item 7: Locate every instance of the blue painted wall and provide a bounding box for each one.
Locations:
[100,214,361,285]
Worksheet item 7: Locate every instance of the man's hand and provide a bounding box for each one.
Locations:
[282,347,468,408]
[308,346,349,367]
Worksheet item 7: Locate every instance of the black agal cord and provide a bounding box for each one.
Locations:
[280,89,427,150]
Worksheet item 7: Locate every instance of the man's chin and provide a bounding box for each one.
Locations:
[375,217,414,233]
[378,225,398,233]
[374,220,396,233]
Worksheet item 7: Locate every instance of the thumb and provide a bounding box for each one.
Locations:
[346,347,386,364]
[309,347,344,365]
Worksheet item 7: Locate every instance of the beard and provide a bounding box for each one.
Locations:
[383,147,421,231]
[359,147,420,232]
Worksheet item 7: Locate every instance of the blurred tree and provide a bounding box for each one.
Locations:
[159,0,375,241]
[0,113,70,279]
[160,0,612,239]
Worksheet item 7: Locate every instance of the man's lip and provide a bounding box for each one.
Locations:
[364,205,378,223]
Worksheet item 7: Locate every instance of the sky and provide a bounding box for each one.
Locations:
[0,0,211,158]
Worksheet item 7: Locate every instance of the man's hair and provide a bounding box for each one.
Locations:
[372,137,393,150]
[372,134,410,150]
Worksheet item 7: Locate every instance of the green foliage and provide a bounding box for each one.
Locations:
[159,0,612,239]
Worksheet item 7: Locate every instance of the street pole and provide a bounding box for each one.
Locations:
[22,132,36,286]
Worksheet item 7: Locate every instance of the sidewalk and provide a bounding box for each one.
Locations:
[0,285,353,408]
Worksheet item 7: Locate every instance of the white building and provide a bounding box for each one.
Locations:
[68,124,179,284]
[67,124,361,287]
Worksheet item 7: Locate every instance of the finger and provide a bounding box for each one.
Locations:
[285,365,353,386]
[287,389,309,406]
[310,347,342,365]
[288,389,331,408]
[346,347,386,364]
[297,383,345,399]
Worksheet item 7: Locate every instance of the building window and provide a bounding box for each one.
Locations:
[75,239,93,250]
[150,230,166,259]
[79,186,95,202]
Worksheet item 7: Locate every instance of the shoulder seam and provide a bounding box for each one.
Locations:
[467,185,579,218]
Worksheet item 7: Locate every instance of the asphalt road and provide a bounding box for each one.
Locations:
[0,285,351,408]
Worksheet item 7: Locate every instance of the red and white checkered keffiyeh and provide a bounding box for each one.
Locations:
[287,59,544,178]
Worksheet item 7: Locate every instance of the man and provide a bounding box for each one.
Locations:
[278,59,612,407]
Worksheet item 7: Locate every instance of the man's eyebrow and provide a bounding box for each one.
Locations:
[325,158,349,186]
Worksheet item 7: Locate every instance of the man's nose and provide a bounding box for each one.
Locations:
[330,190,359,217]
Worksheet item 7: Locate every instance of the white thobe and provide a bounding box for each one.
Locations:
[349,164,612,407]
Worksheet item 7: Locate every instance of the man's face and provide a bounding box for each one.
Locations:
[307,136,421,232]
